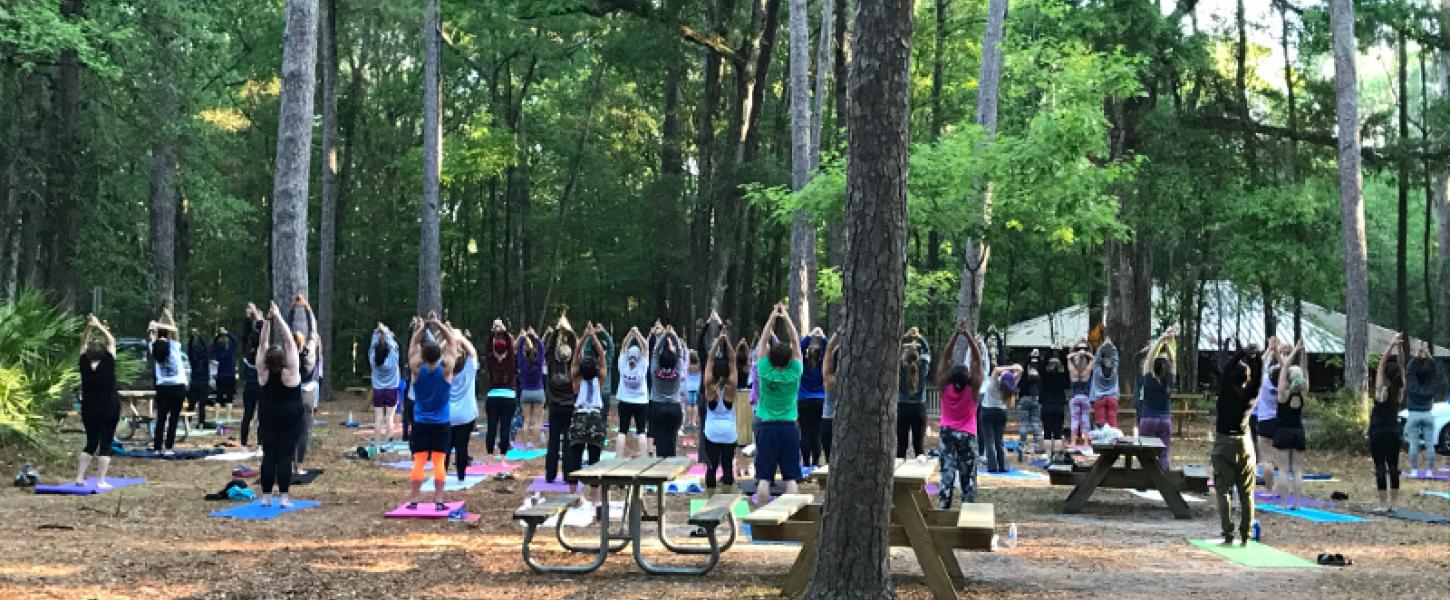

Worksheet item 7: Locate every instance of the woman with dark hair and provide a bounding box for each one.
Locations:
[1273,339,1310,509]
[256,302,305,507]
[445,323,480,482]
[239,327,261,449]
[211,328,239,424]
[615,326,650,458]
[936,324,984,507]
[648,327,687,457]
[896,340,929,459]
[1039,348,1071,461]
[1066,340,1094,447]
[186,329,212,428]
[516,329,546,449]
[565,324,610,505]
[543,322,577,482]
[481,320,517,475]
[821,330,842,463]
[76,315,120,487]
[1406,340,1447,478]
[1137,328,1177,469]
[147,309,187,454]
[405,313,460,510]
[1090,336,1120,429]
[797,328,829,467]
[1370,334,1406,512]
[369,323,400,447]
[752,303,804,506]
[701,333,739,492]
[290,298,322,476]
[734,337,756,480]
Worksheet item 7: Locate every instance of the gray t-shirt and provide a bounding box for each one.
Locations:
[649,334,686,403]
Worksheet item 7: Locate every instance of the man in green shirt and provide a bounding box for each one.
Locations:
[753,303,804,505]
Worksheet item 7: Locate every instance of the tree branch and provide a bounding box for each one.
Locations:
[516,0,738,64]
[1188,114,1450,166]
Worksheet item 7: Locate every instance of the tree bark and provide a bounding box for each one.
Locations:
[802,0,913,597]
[148,49,179,314]
[270,0,319,306]
[1422,50,1436,349]
[1397,29,1410,355]
[1330,0,1370,391]
[1280,2,1297,183]
[1437,0,1450,352]
[47,0,84,306]
[930,0,947,139]
[788,0,817,331]
[953,0,1009,333]
[418,0,443,315]
[810,0,836,170]
[318,0,340,401]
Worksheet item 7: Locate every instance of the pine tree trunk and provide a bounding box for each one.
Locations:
[1437,0,1450,352]
[1396,30,1410,356]
[953,0,1008,333]
[788,0,817,331]
[801,0,913,597]
[810,0,836,170]
[1330,0,1370,390]
[149,122,178,313]
[417,0,442,315]
[270,0,319,306]
[47,0,84,307]
[318,0,340,401]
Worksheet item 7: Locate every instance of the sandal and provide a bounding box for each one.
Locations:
[405,502,418,510]
[434,502,448,512]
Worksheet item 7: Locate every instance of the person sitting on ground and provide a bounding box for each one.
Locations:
[1137,328,1177,469]
[405,313,460,511]
[369,323,401,447]
[256,303,305,508]
[1406,341,1447,477]
[1210,339,1260,546]
[1272,339,1309,510]
[1369,334,1406,512]
[936,323,984,508]
[752,303,805,506]
[77,315,120,488]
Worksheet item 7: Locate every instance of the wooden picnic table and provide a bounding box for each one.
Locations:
[750,459,996,600]
[1055,438,1196,519]
[515,456,743,576]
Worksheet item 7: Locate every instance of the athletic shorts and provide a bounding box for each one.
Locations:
[519,389,545,405]
[754,421,803,482]
[214,375,237,398]
[1255,418,1278,441]
[1272,426,1305,452]
[618,401,648,435]
[372,387,399,408]
[409,422,450,453]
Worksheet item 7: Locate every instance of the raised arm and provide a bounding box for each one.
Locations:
[589,330,608,385]
[937,330,963,388]
[256,316,273,382]
[273,307,299,376]
[434,319,460,376]
[966,334,984,389]
[824,331,843,389]
[777,304,804,361]
[407,320,426,375]
[756,310,779,358]
[1377,334,1401,394]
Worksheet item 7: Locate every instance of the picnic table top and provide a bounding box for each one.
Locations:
[1091,437,1165,453]
[118,390,155,398]
[570,456,692,485]
[808,458,936,484]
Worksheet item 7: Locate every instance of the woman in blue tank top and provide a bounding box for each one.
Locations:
[405,314,461,511]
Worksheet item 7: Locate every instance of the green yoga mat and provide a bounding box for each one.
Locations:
[1189,539,1317,568]
[688,498,751,518]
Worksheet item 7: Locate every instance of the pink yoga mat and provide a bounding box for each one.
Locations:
[686,463,707,477]
[464,462,519,476]
[385,500,466,518]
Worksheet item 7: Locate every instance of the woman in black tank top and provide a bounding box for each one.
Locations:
[1272,339,1310,509]
[255,304,305,507]
[77,316,121,488]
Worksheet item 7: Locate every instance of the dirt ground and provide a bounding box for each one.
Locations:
[2,390,1449,599]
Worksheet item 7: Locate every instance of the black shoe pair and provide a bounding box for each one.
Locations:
[1316,553,1352,567]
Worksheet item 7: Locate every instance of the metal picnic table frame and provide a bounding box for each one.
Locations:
[1060,438,1193,519]
[522,456,740,575]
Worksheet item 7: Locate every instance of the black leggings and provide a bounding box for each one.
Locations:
[153,384,186,451]
[1041,404,1066,441]
[703,440,736,488]
[82,410,119,456]
[259,419,301,494]
[798,398,825,467]
[896,402,926,458]
[545,403,575,482]
[565,443,602,485]
[447,420,475,481]
[240,383,260,446]
[401,395,414,440]
[649,402,683,457]
[484,396,516,455]
[187,383,210,425]
[821,418,833,462]
[1370,430,1402,491]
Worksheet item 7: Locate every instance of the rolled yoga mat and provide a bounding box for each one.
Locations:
[211,499,321,520]
[1188,539,1318,568]
[35,477,145,495]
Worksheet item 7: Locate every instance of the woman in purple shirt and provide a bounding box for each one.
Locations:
[516,329,546,449]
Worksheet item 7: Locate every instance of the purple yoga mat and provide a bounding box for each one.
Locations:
[35,477,145,495]
[1409,472,1450,481]
[385,500,466,518]
[526,477,574,493]
[1253,490,1334,509]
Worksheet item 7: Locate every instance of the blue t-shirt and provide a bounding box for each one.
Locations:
[798,338,828,399]
[369,331,400,389]
[412,363,451,425]
[448,356,480,425]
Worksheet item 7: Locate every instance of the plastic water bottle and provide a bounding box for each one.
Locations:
[1004,522,1018,548]
[347,411,354,424]
[1251,519,1261,542]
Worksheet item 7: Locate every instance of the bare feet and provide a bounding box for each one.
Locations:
[96,479,112,489]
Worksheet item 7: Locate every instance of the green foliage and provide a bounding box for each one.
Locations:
[0,292,81,451]
[1306,390,1370,453]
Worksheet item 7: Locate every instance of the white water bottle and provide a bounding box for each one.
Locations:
[347,411,354,423]
[1005,522,1018,548]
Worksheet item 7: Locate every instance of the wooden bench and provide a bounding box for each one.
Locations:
[690,493,743,530]
[513,494,607,574]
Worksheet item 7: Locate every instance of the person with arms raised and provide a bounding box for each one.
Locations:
[404,313,460,511]
[255,303,306,508]
[752,303,804,506]
[76,315,120,488]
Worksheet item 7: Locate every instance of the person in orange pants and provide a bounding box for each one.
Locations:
[404,314,462,511]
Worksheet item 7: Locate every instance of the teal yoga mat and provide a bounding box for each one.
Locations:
[1257,503,1365,523]
[1188,539,1317,568]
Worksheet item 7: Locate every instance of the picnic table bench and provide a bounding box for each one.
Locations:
[749,459,996,600]
[1048,438,1207,519]
[512,456,741,576]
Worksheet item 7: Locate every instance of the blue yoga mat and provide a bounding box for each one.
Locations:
[981,468,1047,480]
[1257,503,1364,523]
[1420,490,1450,500]
[505,448,547,461]
[211,499,321,520]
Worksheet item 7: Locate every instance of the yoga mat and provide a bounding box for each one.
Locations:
[980,468,1047,480]
[1357,508,1450,524]
[504,448,547,461]
[1188,539,1317,568]
[1257,504,1365,523]
[386,500,466,519]
[437,476,488,492]
[203,450,262,461]
[526,477,573,493]
[211,499,321,520]
[688,497,751,518]
[1029,458,1050,469]
[1419,490,1450,500]
[1252,491,1335,509]
[121,448,222,460]
[686,463,707,477]
[1408,472,1450,481]
[466,462,520,476]
[290,469,324,486]
[1127,489,1206,503]
[35,477,145,495]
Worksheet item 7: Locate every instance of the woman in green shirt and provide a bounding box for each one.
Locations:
[753,303,804,506]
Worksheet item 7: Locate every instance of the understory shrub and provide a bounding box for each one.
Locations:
[0,291,81,452]
[1306,389,1369,453]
